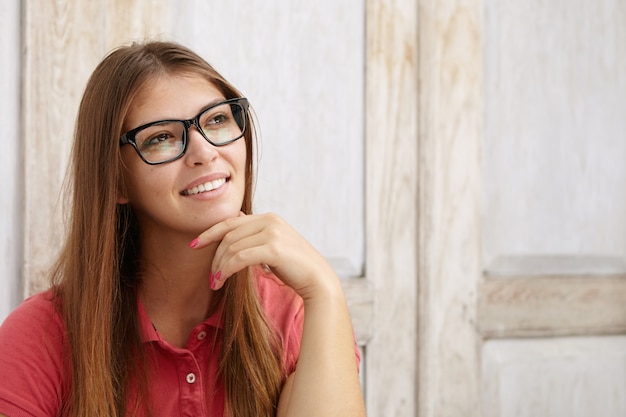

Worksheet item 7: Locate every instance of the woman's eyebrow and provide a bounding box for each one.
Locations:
[197,97,228,114]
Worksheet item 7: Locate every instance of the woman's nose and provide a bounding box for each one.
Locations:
[184,126,218,165]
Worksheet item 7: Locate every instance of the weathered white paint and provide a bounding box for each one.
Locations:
[0,0,22,322]
[483,337,626,417]
[478,1,626,417]
[418,0,626,415]
[479,275,626,338]
[483,0,626,274]
[365,0,418,415]
[418,0,483,415]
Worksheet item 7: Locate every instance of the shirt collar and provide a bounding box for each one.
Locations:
[137,296,224,344]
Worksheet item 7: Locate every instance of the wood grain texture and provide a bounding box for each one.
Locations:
[417,0,483,416]
[479,275,626,338]
[0,0,22,322]
[23,1,103,295]
[365,0,418,415]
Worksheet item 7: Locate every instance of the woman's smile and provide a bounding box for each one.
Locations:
[182,177,227,196]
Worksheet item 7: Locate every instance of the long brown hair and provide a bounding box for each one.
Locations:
[51,41,283,417]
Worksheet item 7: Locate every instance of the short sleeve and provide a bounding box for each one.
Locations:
[0,291,68,417]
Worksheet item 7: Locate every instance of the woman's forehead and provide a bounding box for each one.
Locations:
[124,74,224,130]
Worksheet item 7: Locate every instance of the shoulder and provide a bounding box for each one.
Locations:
[0,290,67,417]
[1,290,62,327]
[0,290,65,346]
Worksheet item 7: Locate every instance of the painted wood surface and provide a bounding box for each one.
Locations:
[483,337,626,417]
[479,0,626,416]
[479,275,626,338]
[483,0,626,271]
[365,0,419,415]
[417,0,483,415]
[0,0,22,321]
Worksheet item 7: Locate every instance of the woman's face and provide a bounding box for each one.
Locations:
[119,74,247,241]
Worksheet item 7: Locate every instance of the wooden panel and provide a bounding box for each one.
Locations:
[479,275,626,338]
[363,0,418,415]
[481,255,626,337]
[22,0,168,294]
[483,0,626,271]
[104,0,170,49]
[483,337,626,417]
[23,0,82,294]
[0,0,21,322]
[417,0,483,415]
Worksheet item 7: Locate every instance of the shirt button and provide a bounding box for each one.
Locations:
[197,330,207,340]
[186,373,196,384]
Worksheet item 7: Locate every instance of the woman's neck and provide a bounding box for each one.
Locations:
[137,235,218,348]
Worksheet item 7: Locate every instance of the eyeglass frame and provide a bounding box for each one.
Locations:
[119,97,249,165]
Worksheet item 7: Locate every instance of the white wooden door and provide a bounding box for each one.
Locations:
[418,0,626,416]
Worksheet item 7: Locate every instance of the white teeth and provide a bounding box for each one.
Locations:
[184,178,226,195]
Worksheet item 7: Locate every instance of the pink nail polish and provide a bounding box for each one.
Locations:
[210,271,222,290]
[209,272,215,288]
[189,238,199,248]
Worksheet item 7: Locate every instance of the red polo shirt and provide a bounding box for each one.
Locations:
[0,267,312,417]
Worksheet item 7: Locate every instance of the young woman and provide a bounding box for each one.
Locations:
[0,41,365,417]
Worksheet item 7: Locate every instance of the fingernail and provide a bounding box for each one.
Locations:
[211,272,222,290]
[209,272,215,288]
[189,238,199,248]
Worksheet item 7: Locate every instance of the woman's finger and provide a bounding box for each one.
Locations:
[190,212,251,248]
[212,230,269,276]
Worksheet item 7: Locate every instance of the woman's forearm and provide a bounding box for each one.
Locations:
[277,280,366,417]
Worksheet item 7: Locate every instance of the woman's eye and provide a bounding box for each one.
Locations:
[206,113,228,126]
[142,133,172,148]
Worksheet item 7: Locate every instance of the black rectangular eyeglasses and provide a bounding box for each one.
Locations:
[119,97,249,165]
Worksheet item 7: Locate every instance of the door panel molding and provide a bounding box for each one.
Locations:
[479,275,626,338]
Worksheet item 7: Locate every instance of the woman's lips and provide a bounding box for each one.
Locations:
[182,177,227,195]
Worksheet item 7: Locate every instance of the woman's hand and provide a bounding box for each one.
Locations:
[190,212,339,300]
[192,212,366,416]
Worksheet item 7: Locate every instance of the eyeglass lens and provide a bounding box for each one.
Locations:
[134,101,245,164]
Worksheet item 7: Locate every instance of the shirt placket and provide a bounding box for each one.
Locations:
[178,330,207,417]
